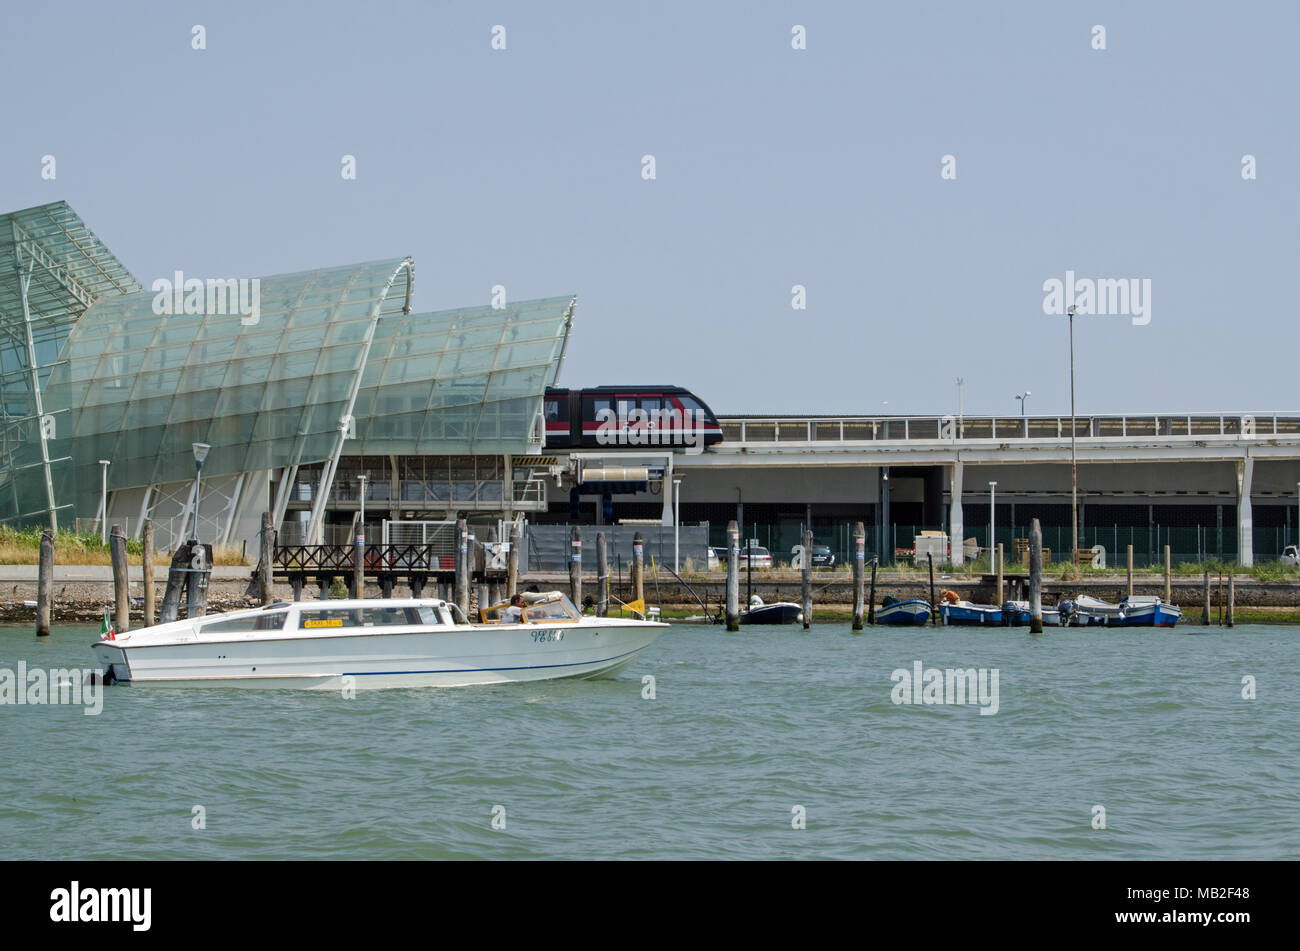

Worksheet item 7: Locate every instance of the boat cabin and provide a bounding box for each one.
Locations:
[479,592,582,624]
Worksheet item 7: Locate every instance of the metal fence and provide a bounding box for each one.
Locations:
[524,523,710,573]
[707,522,1295,568]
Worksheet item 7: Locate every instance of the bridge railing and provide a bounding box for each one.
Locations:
[718,413,1300,444]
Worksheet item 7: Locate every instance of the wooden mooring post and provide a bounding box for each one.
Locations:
[995,543,1004,605]
[725,520,739,631]
[927,552,937,626]
[36,528,53,637]
[1127,544,1134,597]
[1029,518,1044,634]
[568,525,582,608]
[456,518,469,615]
[867,557,877,625]
[258,511,274,606]
[352,523,365,599]
[632,531,645,607]
[142,520,156,626]
[110,524,129,634]
[851,521,865,632]
[1202,571,1211,625]
[801,529,813,630]
[596,531,609,617]
[1170,543,1180,602]
[1226,574,1235,628]
[507,522,520,598]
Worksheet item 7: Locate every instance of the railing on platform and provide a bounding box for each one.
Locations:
[273,544,458,573]
[718,413,1300,445]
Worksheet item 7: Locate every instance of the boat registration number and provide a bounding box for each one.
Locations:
[531,628,564,643]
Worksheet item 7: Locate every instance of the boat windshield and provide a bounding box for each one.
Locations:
[480,594,581,623]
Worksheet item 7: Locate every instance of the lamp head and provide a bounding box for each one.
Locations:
[192,442,211,468]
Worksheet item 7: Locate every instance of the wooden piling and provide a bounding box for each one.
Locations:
[569,525,582,608]
[507,522,520,597]
[1226,574,1235,628]
[927,552,937,625]
[725,520,739,631]
[867,557,877,625]
[142,520,156,626]
[632,531,645,606]
[1029,518,1043,634]
[1202,570,1211,625]
[995,543,1004,605]
[1127,544,1134,597]
[1217,572,1224,625]
[110,524,129,634]
[160,541,193,623]
[596,531,609,617]
[258,511,273,606]
[36,528,53,637]
[851,521,865,632]
[186,543,211,617]
[1170,543,1180,602]
[456,518,469,615]
[801,529,812,629]
[487,526,501,606]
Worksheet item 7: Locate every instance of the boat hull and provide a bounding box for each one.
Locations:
[939,603,1003,626]
[739,602,801,625]
[875,601,932,626]
[1110,603,1183,628]
[90,619,666,689]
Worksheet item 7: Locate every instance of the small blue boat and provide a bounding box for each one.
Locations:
[875,599,932,626]
[1111,596,1182,628]
[1000,600,1062,627]
[939,601,1003,626]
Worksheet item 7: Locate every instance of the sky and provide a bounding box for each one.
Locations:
[2,1,1296,417]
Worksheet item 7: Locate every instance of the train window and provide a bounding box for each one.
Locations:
[639,398,662,415]
[544,398,565,420]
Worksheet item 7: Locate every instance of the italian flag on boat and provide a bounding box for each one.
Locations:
[100,606,115,641]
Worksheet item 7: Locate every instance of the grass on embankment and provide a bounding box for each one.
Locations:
[0,526,249,566]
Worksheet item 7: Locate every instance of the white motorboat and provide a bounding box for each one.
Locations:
[90,592,666,689]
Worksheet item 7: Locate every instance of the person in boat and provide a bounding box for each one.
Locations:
[502,594,527,623]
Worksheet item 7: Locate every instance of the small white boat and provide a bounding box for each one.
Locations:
[1113,595,1183,628]
[1063,595,1124,626]
[90,592,666,689]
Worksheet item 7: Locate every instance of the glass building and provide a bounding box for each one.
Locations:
[0,201,574,549]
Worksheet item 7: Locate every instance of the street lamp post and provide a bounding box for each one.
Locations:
[1015,391,1031,416]
[191,443,210,541]
[956,377,964,437]
[988,481,997,559]
[673,479,682,572]
[98,460,110,545]
[358,474,368,528]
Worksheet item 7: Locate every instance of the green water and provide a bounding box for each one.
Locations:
[0,622,1295,860]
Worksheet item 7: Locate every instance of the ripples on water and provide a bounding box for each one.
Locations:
[1,623,1296,860]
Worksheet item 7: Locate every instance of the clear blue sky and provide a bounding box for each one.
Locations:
[3,1,1296,416]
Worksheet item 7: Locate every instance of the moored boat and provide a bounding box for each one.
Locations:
[739,595,802,625]
[939,601,1004,626]
[1000,600,1062,627]
[875,598,932,626]
[90,593,666,689]
[1113,595,1182,627]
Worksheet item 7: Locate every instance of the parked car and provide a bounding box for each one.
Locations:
[707,547,723,571]
[809,545,836,568]
[1283,545,1299,567]
[738,545,773,569]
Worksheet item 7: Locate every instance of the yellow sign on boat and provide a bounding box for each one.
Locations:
[303,619,344,628]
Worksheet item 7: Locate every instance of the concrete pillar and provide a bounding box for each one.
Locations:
[949,460,964,566]
[1237,457,1254,567]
